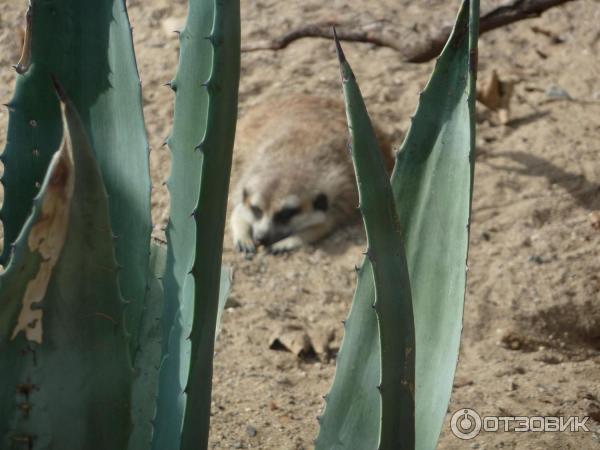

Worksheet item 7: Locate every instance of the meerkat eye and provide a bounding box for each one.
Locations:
[313,193,328,212]
[273,207,301,224]
[250,205,263,219]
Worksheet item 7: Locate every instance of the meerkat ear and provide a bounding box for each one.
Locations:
[313,193,328,211]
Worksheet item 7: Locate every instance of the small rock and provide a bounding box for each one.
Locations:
[538,353,562,365]
[546,85,572,100]
[528,255,544,264]
[245,425,257,437]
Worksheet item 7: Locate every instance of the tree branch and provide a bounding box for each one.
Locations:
[241,0,578,63]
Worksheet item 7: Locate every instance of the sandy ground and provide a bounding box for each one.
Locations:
[1,0,600,449]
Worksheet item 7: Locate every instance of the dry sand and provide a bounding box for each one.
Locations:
[0,0,599,449]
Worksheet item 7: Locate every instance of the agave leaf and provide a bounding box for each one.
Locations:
[393,2,478,448]
[316,33,416,450]
[153,0,240,449]
[1,0,151,359]
[129,249,230,450]
[316,1,478,449]
[0,84,132,450]
[128,241,167,450]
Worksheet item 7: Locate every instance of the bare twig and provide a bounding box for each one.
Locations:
[242,21,404,53]
[242,0,578,63]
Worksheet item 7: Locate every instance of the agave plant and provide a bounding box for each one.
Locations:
[0,0,478,448]
[0,0,238,449]
[316,1,479,449]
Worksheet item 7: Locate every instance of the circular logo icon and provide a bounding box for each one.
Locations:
[450,408,482,440]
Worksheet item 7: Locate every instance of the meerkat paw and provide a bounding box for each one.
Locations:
[268,223,333,255]
[235,236,256,258]
[232,205,256,257]
[268,236,303,254]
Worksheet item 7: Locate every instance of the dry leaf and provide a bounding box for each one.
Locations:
[476,69,515,124]
[310,328,335,357]
[269,325,316,359]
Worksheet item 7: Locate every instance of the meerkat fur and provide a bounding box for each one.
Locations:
[230,95,393,255]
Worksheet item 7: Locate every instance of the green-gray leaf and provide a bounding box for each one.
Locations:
[129,241,167,450]
[0,84,132,450]
[316,1,478,449]
[0,0,152,361]
[153,1,240,449]
[317,32,416,450]
[393,2,478,448]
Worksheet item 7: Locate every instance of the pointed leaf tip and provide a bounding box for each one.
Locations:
[332,27,346,64]
[14,4,33,75]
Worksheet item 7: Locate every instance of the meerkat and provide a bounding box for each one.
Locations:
[230,95,393,255]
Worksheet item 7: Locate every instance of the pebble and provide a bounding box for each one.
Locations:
[246,425,257,437]
[528,255,544,264]
[546,85,572,100]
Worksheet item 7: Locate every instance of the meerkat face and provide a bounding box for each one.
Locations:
[242,188,329,246]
